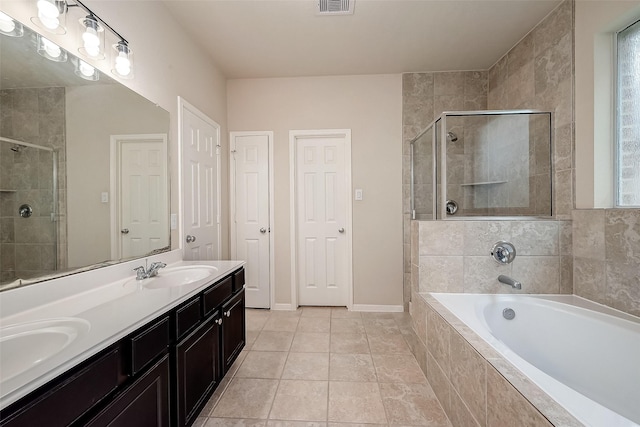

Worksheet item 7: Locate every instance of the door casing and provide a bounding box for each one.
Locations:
[289,129,353,310]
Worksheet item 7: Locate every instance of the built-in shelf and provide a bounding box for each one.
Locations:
[459,181,508,187]
[0,189,17,193]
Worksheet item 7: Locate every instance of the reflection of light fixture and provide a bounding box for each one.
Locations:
[32,0,67,34]
[78,15,104,59]
[74,58,99,81]
[112,41,133,79]
[0,11,23,37]
[37,34,67,62]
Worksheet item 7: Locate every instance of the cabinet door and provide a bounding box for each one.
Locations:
[221,289,245,373]
[174,314,220,427]
[84,355,170,427]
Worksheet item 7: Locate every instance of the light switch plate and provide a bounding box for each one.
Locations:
[101,192,109,203]
[170,214,178,230]
[355,188,363,201]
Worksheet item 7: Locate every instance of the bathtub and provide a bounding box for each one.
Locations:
[430,293,640,427]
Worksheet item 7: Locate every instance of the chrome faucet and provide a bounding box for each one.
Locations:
[498,275,522,290]
[133,262,167,280]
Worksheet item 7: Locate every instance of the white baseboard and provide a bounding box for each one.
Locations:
[351,304,405,313]
[271,303,296,311]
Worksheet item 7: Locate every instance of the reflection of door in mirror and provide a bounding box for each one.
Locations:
[110,134,168,260]
[180,99,221,260]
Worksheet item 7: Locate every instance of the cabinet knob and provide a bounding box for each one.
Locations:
[215,318,223,325]
[224,310,231,317]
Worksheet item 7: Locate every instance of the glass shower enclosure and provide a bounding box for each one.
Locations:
[411,110,553,219]
[0,136,58,285]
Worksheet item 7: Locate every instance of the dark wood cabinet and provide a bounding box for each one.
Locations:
[174,314,220,427]
[84,355,170,427]
[221,289,245,373]
[0,267,245,427]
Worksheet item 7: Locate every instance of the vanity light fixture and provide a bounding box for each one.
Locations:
[0,11,23,37]
[78,14,104,59]
[112,41,133,79]
[32,0,67,34]
[36,34,67,62]
[29,0,134,78]
[74,58,99,81]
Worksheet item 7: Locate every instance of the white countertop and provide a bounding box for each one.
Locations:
[0,255,245,410]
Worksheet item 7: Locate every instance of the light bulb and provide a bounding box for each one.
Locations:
[82,27,100,49]
[37,0,60,20]
[0,12,16,33]
[78,60,95,77]
[115,52,131,76]
[38,11,59,30]
[42,38,62,58]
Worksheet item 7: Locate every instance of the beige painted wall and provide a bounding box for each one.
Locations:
[0,1,231,259]
[227,75,404,307]
[574,1,640,208]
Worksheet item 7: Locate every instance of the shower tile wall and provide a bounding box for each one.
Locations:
[0,87,67,283]
[402,0,575,306]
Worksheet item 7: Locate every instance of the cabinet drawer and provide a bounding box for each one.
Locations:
[0,347,122,427]
[175,296,201,341]
[202,277,232,317]
[232,268,245,293]
[128,316,170,376]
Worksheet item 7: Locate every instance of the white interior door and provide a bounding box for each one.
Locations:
[180,98,221,260]
[111,134,168,260]
[293,131,351,307]
[230,132,272,308]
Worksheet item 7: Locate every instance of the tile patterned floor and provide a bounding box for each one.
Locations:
[193,307,451,427]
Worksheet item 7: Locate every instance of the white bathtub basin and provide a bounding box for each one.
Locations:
[0,318,91,382]
[130,265,219,290]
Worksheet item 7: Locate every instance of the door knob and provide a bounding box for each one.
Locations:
[260,228,267,234]
[338,228,345,233]
[186,235,196,243]
[121,228,129,234]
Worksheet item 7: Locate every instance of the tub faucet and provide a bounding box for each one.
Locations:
[133,262,167,280]
[498,275,522,290]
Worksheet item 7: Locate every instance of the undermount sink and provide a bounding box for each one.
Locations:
[0,318,91,382]
[136,265,219,289]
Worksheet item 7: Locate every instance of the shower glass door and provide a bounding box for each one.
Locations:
[0,138,58,286]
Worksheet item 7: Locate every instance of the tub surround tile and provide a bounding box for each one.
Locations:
[573,257,607,305]
[463,257,511,293]
[486,366,553,427]
[449,389,482,427]
[426,352,451,416]
[419,256,464,293]
[427,306,451,378]
[419,221,464,256]
[511,256,560,294]
[450,333,487,426]
[559,256,573,294]
[511,221,559,256]
[605,209,640,265]
[605,261,640,317]
[572,210,605,260]
[463,221,512,256]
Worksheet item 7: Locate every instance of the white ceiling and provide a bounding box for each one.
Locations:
[163,0,562,79]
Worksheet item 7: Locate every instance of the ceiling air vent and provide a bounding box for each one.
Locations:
[317,0,354,16]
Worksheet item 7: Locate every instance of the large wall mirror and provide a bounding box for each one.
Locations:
[0,20,170,290]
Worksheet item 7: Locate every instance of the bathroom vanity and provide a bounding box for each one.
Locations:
[0,260,245,427]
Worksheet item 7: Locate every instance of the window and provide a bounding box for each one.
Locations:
[616,19,640,207]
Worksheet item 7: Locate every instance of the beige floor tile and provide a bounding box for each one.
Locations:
[246,330,260,350]
[264,316,300,332]
[361,312,395,319]
[270,380,329,421]
[212,378,279,419]
[329,353,377,382]
[246,310,271,331]
[372,354,427,383]
[193,417,208,427]
[236,351,288,379]
[379,382,451,426]
[330,318,365,334]
[204,419,267,427]
[267,422,327,427]
[271,309,303,318]
[330,308,362,319]
[363,318,401,335]
[300,307,332,318]
[330,333,370,354]
[290,332,330,352]
[328,381,387,424]
[327,424,385,427]
[367,333,411,354]
[252,331,295,351]
[282,352,329,380]
[297,317,331,333]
